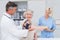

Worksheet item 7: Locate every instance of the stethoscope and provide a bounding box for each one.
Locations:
[4,14,12,19]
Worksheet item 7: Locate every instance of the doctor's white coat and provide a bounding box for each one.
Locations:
[0,13,28,40]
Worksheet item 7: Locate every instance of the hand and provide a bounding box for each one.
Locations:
[28,25,36,31]
[36,26,48,31]
[45,28,54,32]
[43,26,49,30]
[44,27,54,32]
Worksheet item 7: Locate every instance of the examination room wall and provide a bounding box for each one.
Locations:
[0,0,60,38]
[46,0,60,38]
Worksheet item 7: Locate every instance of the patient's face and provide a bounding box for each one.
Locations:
[27,13,32,18]
[26,12,33,19]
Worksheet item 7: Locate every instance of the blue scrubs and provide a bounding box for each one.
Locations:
[38,16,56,38]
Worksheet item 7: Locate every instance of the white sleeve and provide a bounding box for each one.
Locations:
[8,25,28,38]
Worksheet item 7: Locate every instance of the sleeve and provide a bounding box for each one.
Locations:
[8,24,28,38]
[38,18,42,26]
[20,19,27,29]
[51,19,56,30]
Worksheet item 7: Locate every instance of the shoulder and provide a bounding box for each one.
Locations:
[1,15,11,24]
[49,17,55,21]
[39,16,44,20]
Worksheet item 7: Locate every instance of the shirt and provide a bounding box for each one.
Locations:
[38,16,56,38]
[21,19,31,29]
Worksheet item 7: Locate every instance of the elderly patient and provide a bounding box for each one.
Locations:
[20,10,36,40]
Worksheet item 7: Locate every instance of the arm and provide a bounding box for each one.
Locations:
[28,25,35,31]
[36,26,48,31]
[28,25,48,31]
[37,18,48,31]
[2,20,28,38]
[45,20,56,32]
[44,28,55,32]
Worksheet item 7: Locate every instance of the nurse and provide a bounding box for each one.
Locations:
[38,8,56,38]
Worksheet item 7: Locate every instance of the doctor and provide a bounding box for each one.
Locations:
[1,1,29,40]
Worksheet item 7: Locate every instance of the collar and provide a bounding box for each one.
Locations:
[4,12,12,19]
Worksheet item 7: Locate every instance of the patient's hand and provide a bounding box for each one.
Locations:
[43,26,48,30]
[36,26,48,31]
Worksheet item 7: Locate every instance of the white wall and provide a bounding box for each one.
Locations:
[28,0,46,25]
[46,0,60,38]
[53,0,60,38]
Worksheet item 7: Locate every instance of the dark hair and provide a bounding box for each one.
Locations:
[6,1,17,11]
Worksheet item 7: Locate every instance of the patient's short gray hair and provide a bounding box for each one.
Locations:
[23,9,33,18]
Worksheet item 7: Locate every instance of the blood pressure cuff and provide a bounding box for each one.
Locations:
[23,20,31,29]
[25,23,30,29]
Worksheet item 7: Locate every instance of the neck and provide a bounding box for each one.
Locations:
[27,18,31,21]
[45,14,49,19]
